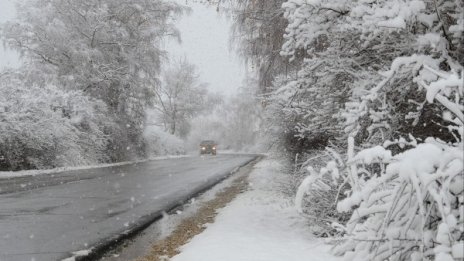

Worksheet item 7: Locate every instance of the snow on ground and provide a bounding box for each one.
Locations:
[0,155,189,179]
[61,249,93,261]
[170,158,340,261]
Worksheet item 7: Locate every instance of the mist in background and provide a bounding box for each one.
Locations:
[165,1,245,97]
[0,0,20,69]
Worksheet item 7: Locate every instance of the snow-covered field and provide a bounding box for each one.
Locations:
[170,158,340,261]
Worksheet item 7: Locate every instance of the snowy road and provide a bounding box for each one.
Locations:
[0,154,257,261]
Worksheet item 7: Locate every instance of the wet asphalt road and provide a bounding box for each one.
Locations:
[0,154,256,261]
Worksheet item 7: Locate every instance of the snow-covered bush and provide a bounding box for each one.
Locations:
[294,150,351,237]
[143,125,185,156]
[338,61,463,261]
[297,64,463,260]
[0,71,111,170]
[343,55,462,147]
[266,59,354,151]
[282,0,464,259]
[280,0,463,144]
[225,1,464,258]
[333,140,463,261]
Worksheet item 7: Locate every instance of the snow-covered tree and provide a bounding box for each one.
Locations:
[231,0,295,92]
[186,84,262,152]
[2,0,183,111]
[0,70,112,170]
[1,0,184,161]
[153,59,222,137]
[0,0,187,163]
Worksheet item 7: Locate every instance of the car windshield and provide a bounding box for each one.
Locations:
[200,140,216,146]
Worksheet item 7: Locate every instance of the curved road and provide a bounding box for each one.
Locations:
[0,154,257,261]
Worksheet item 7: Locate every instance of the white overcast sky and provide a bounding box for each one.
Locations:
[0,0,245,96]
[166,1,245,97]
[0,0,20,69]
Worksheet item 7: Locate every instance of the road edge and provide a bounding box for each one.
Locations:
[67,155,262,261]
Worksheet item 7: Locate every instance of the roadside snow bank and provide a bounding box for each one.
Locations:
[143,125,185,156]
[170,158,340,261]
[0,155,189,179]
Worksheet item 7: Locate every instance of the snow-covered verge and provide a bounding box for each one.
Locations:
[100,158,258,261]
[62,249,93,261]
[0,155,189,179]
[0,125,187,179]
[297,137,464,261]
[294,54,464,261]
[170,158,340,261]
[143,125,186,156]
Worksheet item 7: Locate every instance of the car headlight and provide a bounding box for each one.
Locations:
[201,147,206,150]
[212,147,216,150]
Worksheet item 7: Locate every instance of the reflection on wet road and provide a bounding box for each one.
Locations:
[0,154,256,261]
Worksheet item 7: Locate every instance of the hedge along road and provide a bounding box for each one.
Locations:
[0,154,258,261]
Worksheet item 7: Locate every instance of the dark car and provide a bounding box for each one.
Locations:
[200,140,217,155]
